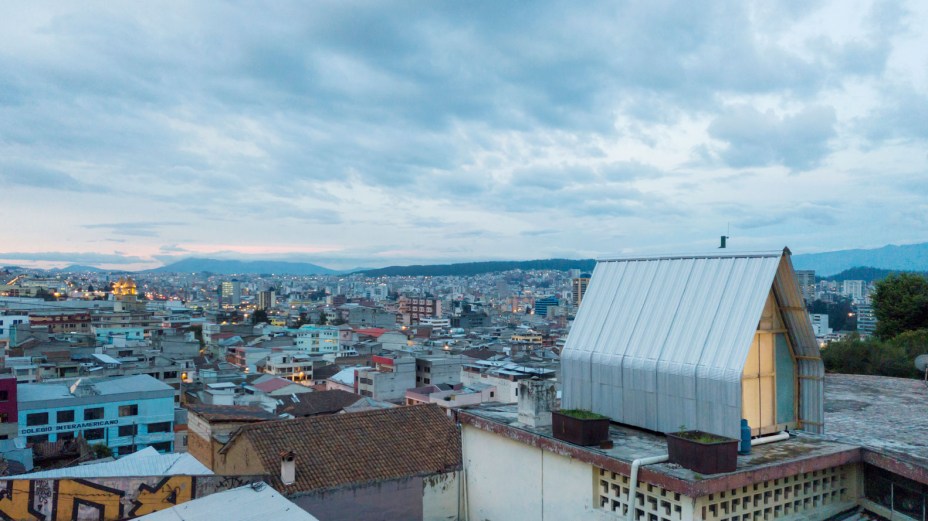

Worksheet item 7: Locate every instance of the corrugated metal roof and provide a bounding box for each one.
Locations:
[561,249,824,439]
[137,482,318,521]
[7,447,213,479]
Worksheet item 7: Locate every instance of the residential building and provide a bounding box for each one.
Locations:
[220,280,242,306]
[295,325,340,355]
[414,354,465,386]
[256,290,276,311]
[795,269,816,303]
[460,360,556,403]
[259,352,318,383]
[346,305,398,328]
[213,405,461,520]
[356,355,416,402]
[572,273,591,307]
[857,303,877,337]
[810,313,832,337]
[0,375,18,440]
[405,383,497,410]
[186,403,278,469]
[17,374,176,456]
[842,280,866,302]
[398,296,441,325]
[0,314,29,345]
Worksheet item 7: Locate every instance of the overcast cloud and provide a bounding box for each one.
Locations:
[1,0,926,269]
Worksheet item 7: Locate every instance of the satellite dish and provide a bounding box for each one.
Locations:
[916,354,928,372]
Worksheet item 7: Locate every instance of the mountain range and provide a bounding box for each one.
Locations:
[12,241,928,277]
[791,242,928,276]
[147,258,338,275]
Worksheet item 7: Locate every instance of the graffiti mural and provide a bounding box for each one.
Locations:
[52,480,124,521]
[127,477,194,518]
[0,481,43,521]
[0,475,264,521]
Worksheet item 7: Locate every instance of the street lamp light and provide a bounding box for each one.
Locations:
[179,372,188,405]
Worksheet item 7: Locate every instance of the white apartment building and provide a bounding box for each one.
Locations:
[261,352,317,382]
[295,325,340,355]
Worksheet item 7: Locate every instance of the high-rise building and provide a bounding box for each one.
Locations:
[534,296,559,318]
[220,280,242,306]
[842,280,865,303]
[257,290,276,310]
[795,270,816,304]
[572,274,591,308]
[856,304,877,337]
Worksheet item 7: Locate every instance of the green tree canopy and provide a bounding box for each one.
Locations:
[872,273,928,340]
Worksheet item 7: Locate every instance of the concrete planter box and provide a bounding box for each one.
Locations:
[667,431,738,474]
[552,410,610,446]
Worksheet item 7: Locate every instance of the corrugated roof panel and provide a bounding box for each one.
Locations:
[561,249,823,439]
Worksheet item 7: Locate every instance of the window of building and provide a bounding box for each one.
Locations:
[424,378,430,384]
[490,391,495,398]
[163,371,178,379]
[84,428,104,441]
[0,413,8,423]
[26,412,48,427]
[119,404,138,417]
[26,435,48,444]
[84,407,104,421]
[147,422,171,433]
[150,441,172,453]
[118,424,137,437]
[57,410,75,423]
[0,390,7,401]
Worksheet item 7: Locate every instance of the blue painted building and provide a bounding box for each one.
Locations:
[17,374,175,456]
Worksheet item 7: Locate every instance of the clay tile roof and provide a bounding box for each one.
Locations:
[186,404,279,423]
[276,390,363,417]
[225,404,461,493]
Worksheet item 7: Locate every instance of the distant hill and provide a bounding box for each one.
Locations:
[817,266,927,283]
[52,264,107,273]
[149,258,337,275]
[793,242,928,276]
[357,258,596,277]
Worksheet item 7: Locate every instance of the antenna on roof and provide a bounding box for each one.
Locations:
[719,223,731,248]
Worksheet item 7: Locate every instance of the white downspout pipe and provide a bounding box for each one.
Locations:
[626,454,669,521]
[751,431,789,446]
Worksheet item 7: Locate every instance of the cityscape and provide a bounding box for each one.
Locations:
[2,1,928,520]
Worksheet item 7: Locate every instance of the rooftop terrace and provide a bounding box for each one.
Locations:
[457,373,928,497]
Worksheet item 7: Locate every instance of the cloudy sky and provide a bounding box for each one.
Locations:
[2,1,927,270]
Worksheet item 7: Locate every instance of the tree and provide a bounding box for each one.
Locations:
[872,273,928,340]
[821,335,913,378]
[90,443,113,459]
[252,309,269,325]
[317,311,328,325]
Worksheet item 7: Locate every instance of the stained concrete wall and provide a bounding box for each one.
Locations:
[462,424,598,521]
[291,471,460,521]
[292,477,423,521]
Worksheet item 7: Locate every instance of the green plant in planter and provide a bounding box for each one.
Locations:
[675,431,731,444]
[558,409,608,420]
